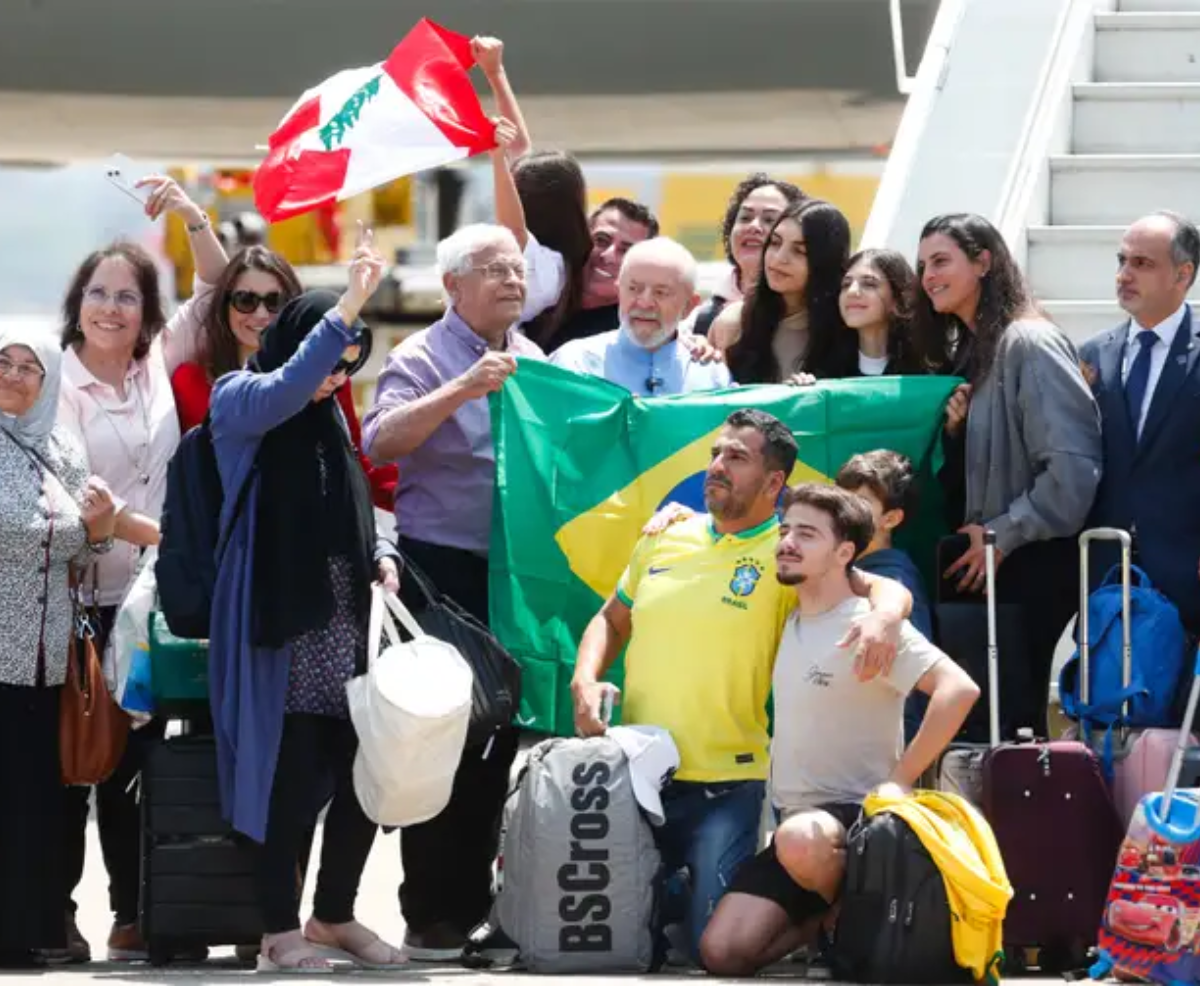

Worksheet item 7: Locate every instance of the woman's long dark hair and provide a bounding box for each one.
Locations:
[719,173,806,291]
[200,246,303,381]
[512,150,592,347]
[727,199,851,384]
[839,248,925,375]
[912,213,1038,381]
[61,241,166,361]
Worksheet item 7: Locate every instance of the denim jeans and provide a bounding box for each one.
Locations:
[654,779,765,962]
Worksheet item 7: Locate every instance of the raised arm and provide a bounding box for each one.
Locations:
[473,37,532,162]
[136,174,229,374]
[137,175,229,285]
[212,237,385,438]
[212,313,359,437]
[490,118,528,251]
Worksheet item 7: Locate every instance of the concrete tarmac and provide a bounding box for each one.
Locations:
[15,818,1068,986]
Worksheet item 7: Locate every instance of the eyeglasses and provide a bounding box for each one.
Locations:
[228,289,286,315]
[82,286,142,309]
[0,354,46,383]
[470,261,525,282]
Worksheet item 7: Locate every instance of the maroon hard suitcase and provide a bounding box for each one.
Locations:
[945,532,1123,971]
[983,737,1123,967]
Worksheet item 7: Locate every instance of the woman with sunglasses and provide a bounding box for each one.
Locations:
[170,246,397,509]
[54,174,227,965]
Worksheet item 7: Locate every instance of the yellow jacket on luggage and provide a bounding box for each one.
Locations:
[864,788,1014,983]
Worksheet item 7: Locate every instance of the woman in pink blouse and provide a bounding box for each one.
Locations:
[52,175,227,965]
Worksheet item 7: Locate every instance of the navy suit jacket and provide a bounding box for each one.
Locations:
[1080,305,1200,629]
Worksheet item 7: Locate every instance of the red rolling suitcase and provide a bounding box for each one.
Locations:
[942,531,1124,972]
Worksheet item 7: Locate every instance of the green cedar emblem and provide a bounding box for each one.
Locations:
[319,74,383,151]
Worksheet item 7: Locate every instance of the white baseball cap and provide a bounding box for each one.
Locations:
[608,725,680,827]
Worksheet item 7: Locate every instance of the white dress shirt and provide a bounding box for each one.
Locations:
[1122,302,1189,437]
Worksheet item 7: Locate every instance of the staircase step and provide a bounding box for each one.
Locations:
[1074,83,1200,153]
[1027,225,1200,301]
[1040,301,1126,345]
[1119,0,1200,11]
[1049,154,1200,224]
[1095,12,1200,82]
[1027,226,1123,299]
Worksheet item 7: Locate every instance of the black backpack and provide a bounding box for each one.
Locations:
[155,418,248,640]
[832,810,970,984]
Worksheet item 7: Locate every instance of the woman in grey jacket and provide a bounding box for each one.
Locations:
[913,213,1102,737]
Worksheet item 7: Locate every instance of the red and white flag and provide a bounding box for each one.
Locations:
[253,19,496,223]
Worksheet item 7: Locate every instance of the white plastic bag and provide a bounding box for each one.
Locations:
[347,585,473,826]
[106,547,157,727]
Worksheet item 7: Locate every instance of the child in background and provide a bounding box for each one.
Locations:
[835,451,932,741]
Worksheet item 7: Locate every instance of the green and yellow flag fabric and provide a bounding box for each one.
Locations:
[488,361,958,737]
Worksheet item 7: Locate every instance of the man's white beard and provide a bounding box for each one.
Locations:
[619,316,678,352]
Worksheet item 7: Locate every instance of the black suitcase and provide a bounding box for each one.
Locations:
[140,733,262,965]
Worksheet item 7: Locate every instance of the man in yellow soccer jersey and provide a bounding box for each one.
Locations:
[571,408,913,964]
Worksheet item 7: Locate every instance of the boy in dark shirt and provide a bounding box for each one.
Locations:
[836,451,932,740]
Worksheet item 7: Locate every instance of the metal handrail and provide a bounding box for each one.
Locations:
[889,0,917,95]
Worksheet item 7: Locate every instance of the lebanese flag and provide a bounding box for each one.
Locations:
[253,18,496,223]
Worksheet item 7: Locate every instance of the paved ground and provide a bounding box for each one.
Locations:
[19,816,1071,985]
[37,676,1082,985]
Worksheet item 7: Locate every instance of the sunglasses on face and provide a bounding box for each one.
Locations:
[228,289,286,315]
[330,353,366,378]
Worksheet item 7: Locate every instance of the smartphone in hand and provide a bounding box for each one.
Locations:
[102,153,151,207]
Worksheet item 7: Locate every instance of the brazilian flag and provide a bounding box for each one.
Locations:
[488,361,959,737]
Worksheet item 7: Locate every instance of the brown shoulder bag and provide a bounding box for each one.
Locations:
[60,566,130,785]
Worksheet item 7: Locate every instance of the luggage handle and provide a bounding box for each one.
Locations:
[1161,646,1200,814]
[1078,528,1133,726]
[984,530,1001,749]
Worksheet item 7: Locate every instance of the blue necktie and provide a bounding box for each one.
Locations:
[1125,329,1158,436]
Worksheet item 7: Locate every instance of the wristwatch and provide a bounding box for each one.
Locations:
[88,535,116,555]
[186,214,211,234]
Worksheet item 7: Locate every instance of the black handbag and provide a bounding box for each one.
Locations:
[398,553,522,750]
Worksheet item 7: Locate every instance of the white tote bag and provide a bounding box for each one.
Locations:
[347,584,474,826]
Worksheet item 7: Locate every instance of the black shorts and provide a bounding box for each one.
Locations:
[726,800,863,924]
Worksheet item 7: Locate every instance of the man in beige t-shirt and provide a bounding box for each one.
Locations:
[699,483,980,977]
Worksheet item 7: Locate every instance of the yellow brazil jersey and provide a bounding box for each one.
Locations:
[615,514,795,782]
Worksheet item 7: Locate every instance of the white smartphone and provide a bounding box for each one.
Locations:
[103,153,150,206]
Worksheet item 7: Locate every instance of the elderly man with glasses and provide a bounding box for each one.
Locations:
[362,222,543,962]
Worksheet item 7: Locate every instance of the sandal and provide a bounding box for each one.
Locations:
[256,934,334,975]
[305,921,409,971]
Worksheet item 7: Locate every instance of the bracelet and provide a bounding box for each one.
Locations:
[88,535,115,555]
[185,214,211,234]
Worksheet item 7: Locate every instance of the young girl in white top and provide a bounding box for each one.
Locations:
[836,248,925,377]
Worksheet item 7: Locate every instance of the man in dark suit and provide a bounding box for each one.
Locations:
[1080,210,1200,631]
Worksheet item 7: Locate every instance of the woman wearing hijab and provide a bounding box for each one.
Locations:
[0,322,117,967]
[208,238,407,973]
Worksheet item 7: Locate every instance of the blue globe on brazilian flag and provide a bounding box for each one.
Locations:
[488,360,958,737]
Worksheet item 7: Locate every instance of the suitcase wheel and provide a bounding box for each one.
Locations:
[1003,946,1028,976]
[147,940,176,968]
[1037,940,1091,975]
